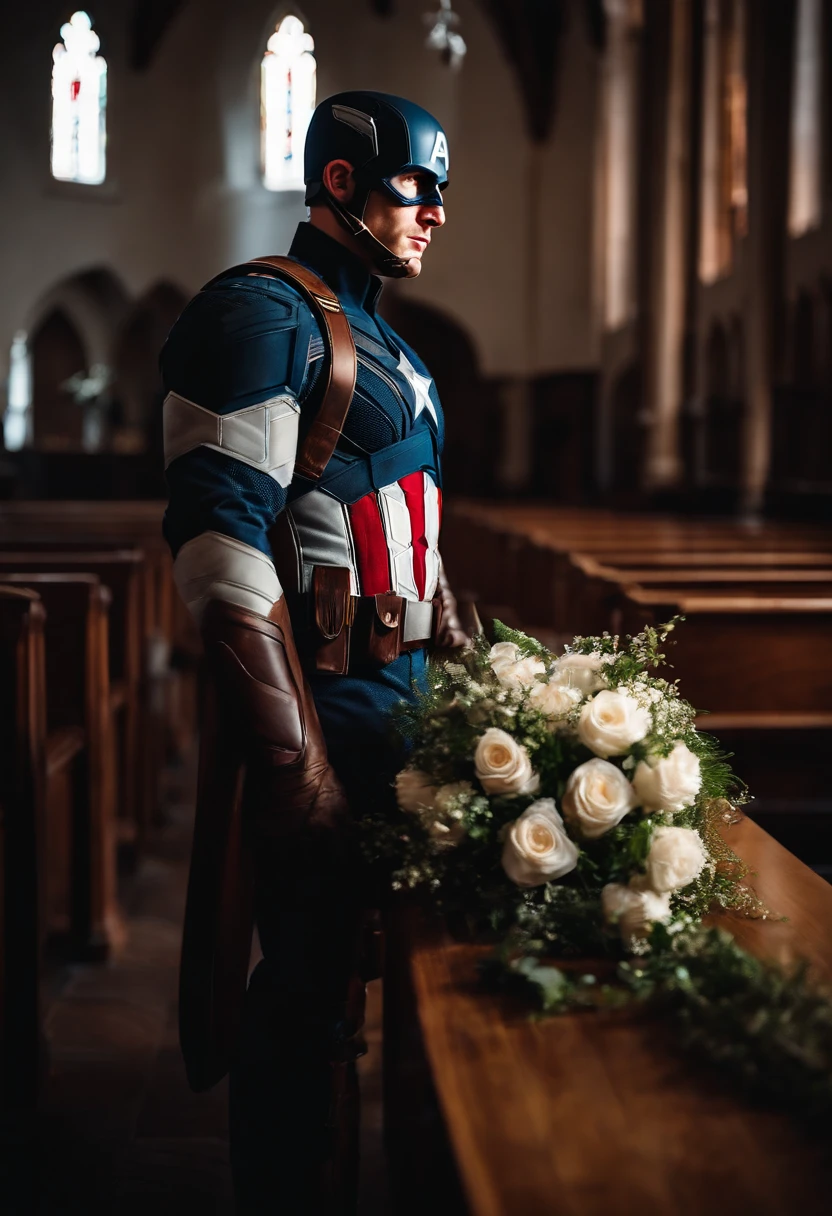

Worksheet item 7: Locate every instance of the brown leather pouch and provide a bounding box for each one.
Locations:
[368,592,404,667]
[312,566,354,674]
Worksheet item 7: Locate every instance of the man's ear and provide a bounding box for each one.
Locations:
[322,159,355,202]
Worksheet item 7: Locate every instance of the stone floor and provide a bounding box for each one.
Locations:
[20,761,390,1215]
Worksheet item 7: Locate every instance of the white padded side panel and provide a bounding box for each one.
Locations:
[163,391,300,487]
[423,472,441,600]
[173,531,282,624]
[377,480,419,600]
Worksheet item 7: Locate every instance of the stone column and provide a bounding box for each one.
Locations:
[600,0,643,331]
[644,0,692,491]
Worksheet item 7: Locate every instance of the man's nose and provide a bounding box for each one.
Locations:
[420,203,445,228]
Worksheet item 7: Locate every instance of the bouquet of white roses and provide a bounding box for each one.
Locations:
[366,620,832,1119]
[367,619,753,958]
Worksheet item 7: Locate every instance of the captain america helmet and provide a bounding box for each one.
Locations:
[304,91,449,213]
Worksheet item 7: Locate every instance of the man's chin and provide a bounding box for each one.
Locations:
[402,258,422,278]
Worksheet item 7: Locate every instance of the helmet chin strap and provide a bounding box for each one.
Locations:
[324,192,419,280]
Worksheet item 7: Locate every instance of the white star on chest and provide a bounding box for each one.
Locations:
[397,350,437,425]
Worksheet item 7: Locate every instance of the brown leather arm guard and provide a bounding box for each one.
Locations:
[201,595,351,842]
[179,595,354,1093]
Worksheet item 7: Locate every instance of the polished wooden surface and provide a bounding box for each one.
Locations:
[403,817,832,1216]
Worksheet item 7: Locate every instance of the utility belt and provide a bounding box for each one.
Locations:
[290,566,442,676]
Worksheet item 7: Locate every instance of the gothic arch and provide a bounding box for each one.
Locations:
[113,280,189,444]
[792,289,816,389]
[704,320,742,486]
[22,267,130,372]
[772,287,828,486]
[30,308,88,450]
[608,362,644,499]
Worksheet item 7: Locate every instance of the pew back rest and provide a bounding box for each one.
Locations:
[0,574,109,733]
[0,552,142,685]
[621,589,832,713]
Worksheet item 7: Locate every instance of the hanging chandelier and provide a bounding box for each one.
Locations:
[424,0,467,69]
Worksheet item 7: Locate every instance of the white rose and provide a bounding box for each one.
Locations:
[474,728,540,796]
[561,758,636,839]
[577,690,651,758]
[633,742,702,813]
[551,652,609,696]
[501,799,579,887]
[645,826,707,893]
[527,679,582,723]
[489,642,520,666]
[395,768,437,813]
[489,642,547,692]
[601,882,672,944]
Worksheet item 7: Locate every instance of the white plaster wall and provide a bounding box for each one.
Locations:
[0,0,600,387]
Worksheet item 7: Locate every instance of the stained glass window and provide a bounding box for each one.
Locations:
[261,15,316,192]
[4,332,32,452]
[51,11,107,186]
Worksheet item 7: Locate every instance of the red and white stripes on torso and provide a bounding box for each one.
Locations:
[284,471,442,602]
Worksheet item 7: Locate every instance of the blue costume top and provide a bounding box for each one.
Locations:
[161,222,447,802]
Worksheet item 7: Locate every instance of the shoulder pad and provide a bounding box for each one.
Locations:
[160,275,320,415]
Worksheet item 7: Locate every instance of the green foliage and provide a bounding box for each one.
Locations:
[491,619,552,662]
[483,925,832,1121]
[364,614,832,1125]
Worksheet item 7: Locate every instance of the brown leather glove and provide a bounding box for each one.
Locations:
[434,560,472,650]
[200,596,351,844]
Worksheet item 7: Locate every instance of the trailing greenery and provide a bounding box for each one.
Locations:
[363,617,832,1122]
[482,924,832,1121]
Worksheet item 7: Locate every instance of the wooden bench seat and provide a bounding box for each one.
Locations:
[619,591,832,713]
[384,816,832,1216]
[0,573,121,959]
[568,560,832,635]
[0,517,199,783]
[0,551,146,854]
[440,508,832,633]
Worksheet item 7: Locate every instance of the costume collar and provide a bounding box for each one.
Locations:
[289,222,382,316]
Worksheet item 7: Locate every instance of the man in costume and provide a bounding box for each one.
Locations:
[161,91,466,1211]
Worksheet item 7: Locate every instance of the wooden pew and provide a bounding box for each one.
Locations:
[440,508,832,635]
[0,586,47,1112]
[0,575,121,958]
[0,552,145,855]
[619,589,832,865]
[384,817,832,1216]
[0,501,176,656]
[569,559,832,636]
[0,505,199,773]
[619,591,832,715]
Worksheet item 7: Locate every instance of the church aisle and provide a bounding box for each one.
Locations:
[33,758,389,1214]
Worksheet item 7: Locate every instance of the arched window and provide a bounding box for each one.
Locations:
[51,11,107,185]
[261,15,316,192]
[4,332,33,452]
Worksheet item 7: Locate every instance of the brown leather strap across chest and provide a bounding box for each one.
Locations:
[238,255,358,481]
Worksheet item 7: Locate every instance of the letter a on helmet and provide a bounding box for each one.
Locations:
[304,90,449,277]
